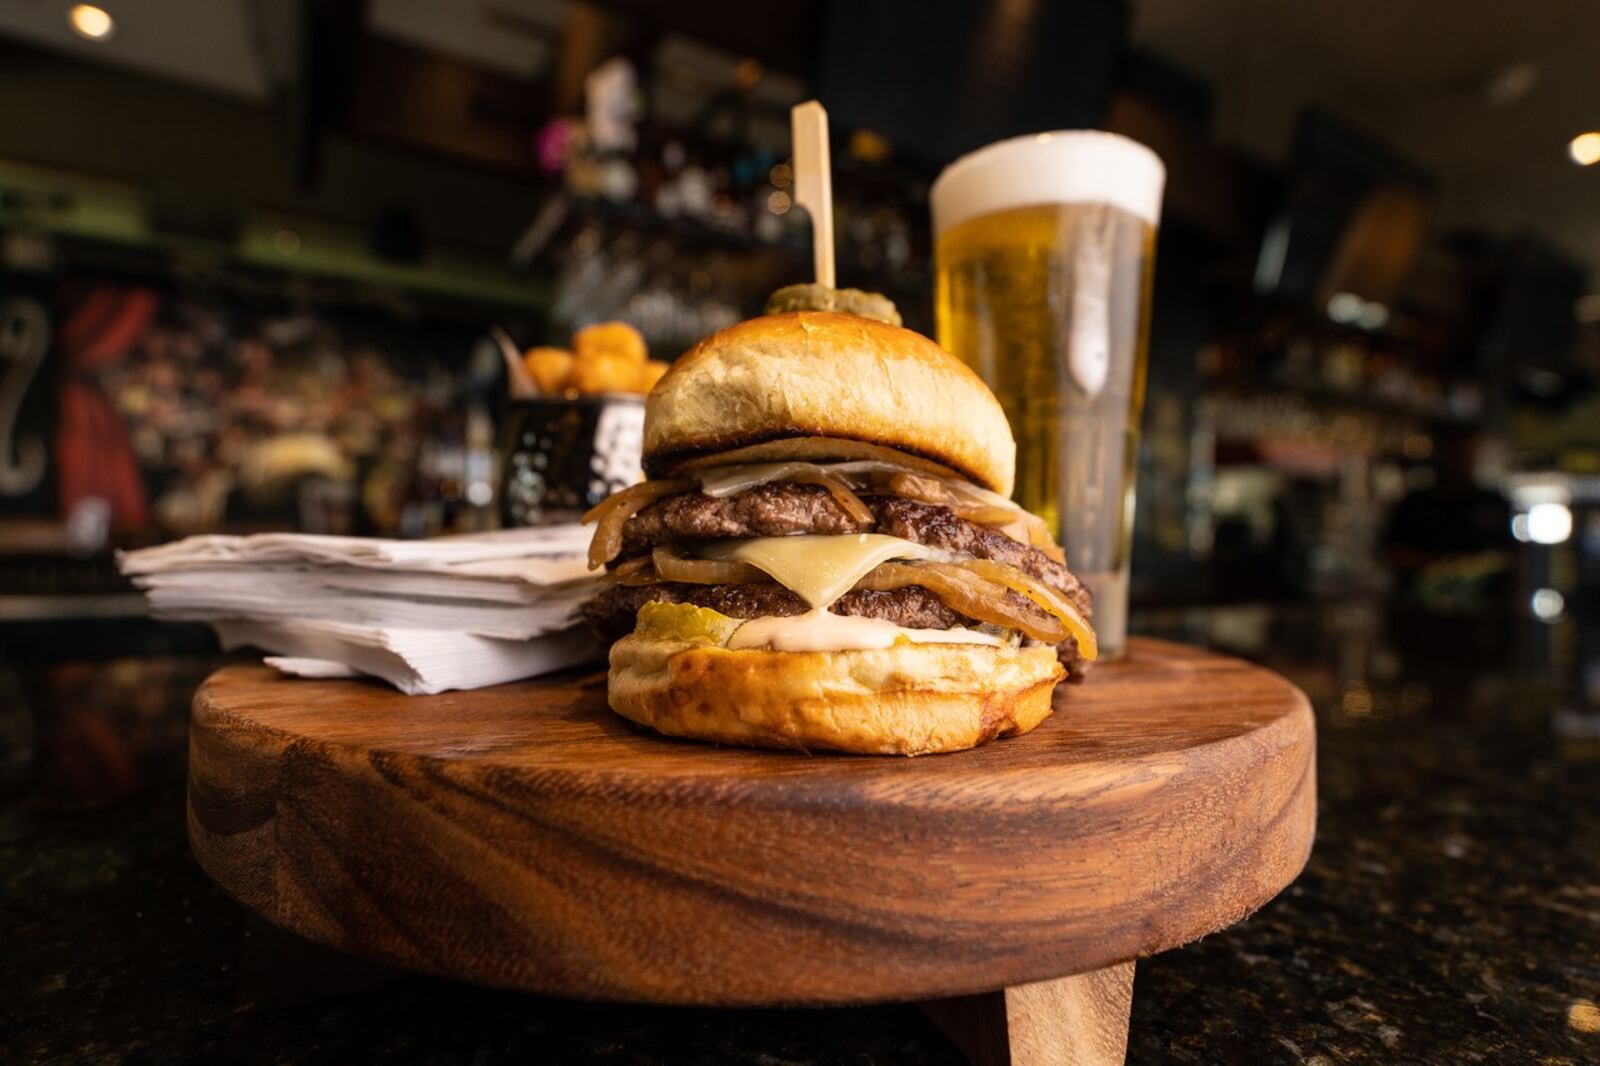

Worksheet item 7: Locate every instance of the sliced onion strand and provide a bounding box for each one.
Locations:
[887,471,953,506]
[857,561,1068,644]
[958,559,1097,660]
[603,553,654,585]
[582,478,695,570]
[651,547,769,585]
[790,471,875,524]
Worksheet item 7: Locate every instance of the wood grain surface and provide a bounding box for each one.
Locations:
[187,638,1315,1006]
[920,963,1136,1066]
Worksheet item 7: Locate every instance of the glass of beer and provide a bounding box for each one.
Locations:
[932,132,1164,658]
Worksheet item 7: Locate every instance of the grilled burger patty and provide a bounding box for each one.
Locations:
[593,483,1092,678]
[616,484,1088,613]
[583,580,1090,679]
[585,582,965,638]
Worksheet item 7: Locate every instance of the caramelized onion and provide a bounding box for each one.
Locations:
[1022,517,1066,562]
[650,548,768,585]
[602,553,655,586]
[944,480,1063,559]
[889,472,1063,560]
[789,470,875,524]
[857,561,1068,644]
[949,504,1026,526]
[958,559,1096,660]
[886,471,952,505]
[583,479,695,570]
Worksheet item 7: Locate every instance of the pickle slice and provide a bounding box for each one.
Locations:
[633,602,743,645]
[764,284,902,326]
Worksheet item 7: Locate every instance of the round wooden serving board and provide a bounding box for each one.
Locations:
[188,637,1315,1007]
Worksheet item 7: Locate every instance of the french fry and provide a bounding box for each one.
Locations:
[574,321,647,364]
[523,347,574,395]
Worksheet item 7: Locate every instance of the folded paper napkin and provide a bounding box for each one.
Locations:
[119,527,603,694]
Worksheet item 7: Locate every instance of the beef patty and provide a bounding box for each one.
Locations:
[585,582,964,639]
[584,580,1089,680]
[591,482,1092,679]
[616,484,1089,615]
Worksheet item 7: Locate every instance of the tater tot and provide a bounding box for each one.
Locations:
[633,359,670,394]
[523,347,574,395]
[570,352,639,394]
[573,321,647,364]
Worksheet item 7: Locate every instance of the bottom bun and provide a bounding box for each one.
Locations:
[607,635,1065,755]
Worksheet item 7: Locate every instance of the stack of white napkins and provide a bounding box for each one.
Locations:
[119,527,602,694]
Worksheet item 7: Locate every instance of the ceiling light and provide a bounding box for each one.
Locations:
[1326,291,1364,324]
[1526,502,1573,545]
[1356,301,1390,331]
[1569,132,1600,166]
[68,4,114,41]
[1530,588,1565,622]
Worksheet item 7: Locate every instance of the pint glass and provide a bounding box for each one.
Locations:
[932,132,1164,657]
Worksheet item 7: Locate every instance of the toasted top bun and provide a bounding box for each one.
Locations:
[644,311,1017,495]
[608,634,1062,755]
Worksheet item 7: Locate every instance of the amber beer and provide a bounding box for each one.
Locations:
[933,133,1164,657]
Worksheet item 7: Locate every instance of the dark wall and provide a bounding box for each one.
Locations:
[0,42,540,254]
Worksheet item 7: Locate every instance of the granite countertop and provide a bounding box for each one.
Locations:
[2,604,1597,1063]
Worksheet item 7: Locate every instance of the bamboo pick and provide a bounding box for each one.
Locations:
[790,100,836,288]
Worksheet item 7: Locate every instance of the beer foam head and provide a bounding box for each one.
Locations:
[931,131,1166,236]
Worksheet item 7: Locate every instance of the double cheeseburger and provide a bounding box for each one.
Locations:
[581,296,1095,755]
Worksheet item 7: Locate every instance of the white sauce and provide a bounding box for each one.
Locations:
[726,610,1003,652]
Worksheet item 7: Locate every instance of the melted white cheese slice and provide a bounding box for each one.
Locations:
[699,533,934,610]
[727,611,1002,652]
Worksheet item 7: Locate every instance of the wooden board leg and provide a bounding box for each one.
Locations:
[917,962,1135,1066]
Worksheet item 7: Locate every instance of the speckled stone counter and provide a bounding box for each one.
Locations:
[3,604,1597,1064]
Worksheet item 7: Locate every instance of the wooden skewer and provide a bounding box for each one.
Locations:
[790,100,835,289]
